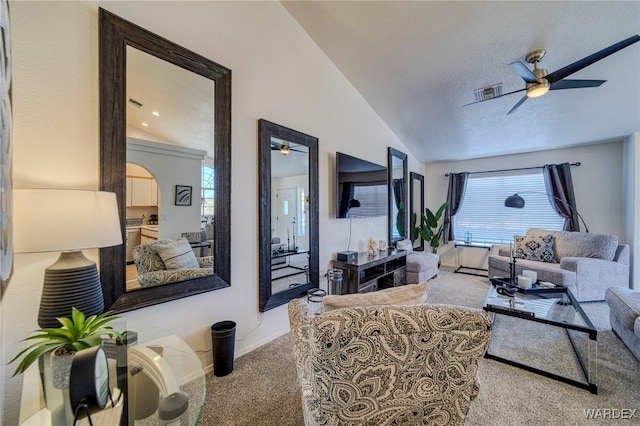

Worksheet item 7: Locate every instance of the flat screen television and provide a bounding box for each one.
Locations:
[336,152,388,218]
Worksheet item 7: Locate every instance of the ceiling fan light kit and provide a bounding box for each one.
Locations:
[465,34,640,114]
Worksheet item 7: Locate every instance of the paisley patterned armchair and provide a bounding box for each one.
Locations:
[132,240,213,287]
[288,298,492,425]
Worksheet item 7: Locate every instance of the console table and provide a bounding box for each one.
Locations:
[20,321,205,425]
[454,241,492,277]
[332,249,407,294]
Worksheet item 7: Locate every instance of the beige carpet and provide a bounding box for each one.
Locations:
[200,269,640,425]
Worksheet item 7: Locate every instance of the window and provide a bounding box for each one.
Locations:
[201,165,215,217]
[453,170,565,243]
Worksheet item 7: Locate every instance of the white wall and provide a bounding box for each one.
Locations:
[623,132,639,290]
[2,2,420,423]
[424,141,628,268]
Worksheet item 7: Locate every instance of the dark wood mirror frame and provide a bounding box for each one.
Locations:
[388,147,408,246]
[258,119,319,312]
[410,171,425,251]
[99,9,231,312]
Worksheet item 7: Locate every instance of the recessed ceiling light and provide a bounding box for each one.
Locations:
[152,111,160,117]
[142,122,149,127]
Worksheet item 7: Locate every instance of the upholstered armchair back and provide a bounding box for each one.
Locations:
[288,299,492,426]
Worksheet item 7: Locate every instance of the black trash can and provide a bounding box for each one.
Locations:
[211,320,236,377]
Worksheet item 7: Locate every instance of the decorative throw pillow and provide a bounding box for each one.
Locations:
[322,282,429,312]
[396,238,414,253]
[152,238,200,270]
[514,234,555,263]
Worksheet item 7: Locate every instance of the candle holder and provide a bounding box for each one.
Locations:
[509,255,517,285]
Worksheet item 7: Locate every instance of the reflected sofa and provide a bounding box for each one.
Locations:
[288,298,492,425]
[488,228,629,301]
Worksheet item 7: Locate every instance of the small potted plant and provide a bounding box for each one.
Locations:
[10,307,122,388]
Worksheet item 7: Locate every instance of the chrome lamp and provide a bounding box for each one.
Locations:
[504,192,589,233]
[13,189,122,327]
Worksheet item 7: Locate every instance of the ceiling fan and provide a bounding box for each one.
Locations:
[270,141,306,155]
[466,34,640,114]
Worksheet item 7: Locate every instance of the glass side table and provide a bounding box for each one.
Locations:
[20,321,206,425]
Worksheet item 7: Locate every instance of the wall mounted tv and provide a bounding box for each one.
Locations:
[336,152,388,218]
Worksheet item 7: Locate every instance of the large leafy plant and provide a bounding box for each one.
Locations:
[10,307,122,376]
[416,201,449,254]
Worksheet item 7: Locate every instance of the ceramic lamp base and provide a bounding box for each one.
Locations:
[38,251,105,328]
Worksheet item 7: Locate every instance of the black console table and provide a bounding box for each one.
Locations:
[332,249,407,294]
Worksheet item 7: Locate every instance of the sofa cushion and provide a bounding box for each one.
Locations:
[527,228,618,261]
[152,238,200,270]
[322,282,429,312]
[514,234,555,263]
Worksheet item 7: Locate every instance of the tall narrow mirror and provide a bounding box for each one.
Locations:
[259,119,318,312]
[99,9,231,312]
[388,147,408,246]
[410,172,425,251]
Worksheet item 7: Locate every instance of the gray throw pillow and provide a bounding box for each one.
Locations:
[396,238,414,253]
[153,238,200,270]
[322,282,429,312]
[514,234,555,263]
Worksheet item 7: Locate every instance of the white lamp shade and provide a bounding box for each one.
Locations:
[13,189,123,253]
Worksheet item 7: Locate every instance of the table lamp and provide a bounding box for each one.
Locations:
[13,189,123,328]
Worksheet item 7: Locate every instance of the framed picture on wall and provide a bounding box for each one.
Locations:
[175,185,192,206]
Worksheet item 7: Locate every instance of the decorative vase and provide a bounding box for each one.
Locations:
[50,348,75,389]
[368,238,378,256]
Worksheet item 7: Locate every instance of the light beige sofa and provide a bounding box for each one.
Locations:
[488,228,629,302]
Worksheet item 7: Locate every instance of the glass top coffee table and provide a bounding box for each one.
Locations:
[483,279,598,393]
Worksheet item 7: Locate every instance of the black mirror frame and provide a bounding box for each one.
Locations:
[258,119,319,312]
[388,147,408,246]
[99,9,231,312]
[410,171,425,251]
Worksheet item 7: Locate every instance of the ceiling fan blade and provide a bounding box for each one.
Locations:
[546,34,640,84]
[509,61,540,83]
[507,95,528,115]
[463,88,527,107]
[550,79,606,90]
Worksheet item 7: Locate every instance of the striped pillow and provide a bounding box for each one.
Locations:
[153,238,200,270]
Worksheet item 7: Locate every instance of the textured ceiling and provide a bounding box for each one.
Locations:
[282,1,640,163]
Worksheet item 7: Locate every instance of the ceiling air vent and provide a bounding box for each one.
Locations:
[473,84,502,102]
[128,98,143,109]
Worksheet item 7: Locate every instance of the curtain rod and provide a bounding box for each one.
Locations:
[444,162,581,177]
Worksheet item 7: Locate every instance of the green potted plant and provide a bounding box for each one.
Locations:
[417,201,449,254]
[10,307,122,388]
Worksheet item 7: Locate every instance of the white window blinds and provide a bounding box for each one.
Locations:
[453,170,565,243]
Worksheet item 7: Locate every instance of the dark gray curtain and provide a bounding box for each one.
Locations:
[543,163,579,231]
[393,178,405,208]
[444,172,468,244]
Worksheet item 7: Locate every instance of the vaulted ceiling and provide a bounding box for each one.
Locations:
[283,1,640,163]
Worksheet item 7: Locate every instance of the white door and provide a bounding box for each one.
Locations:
[276,188,296,249]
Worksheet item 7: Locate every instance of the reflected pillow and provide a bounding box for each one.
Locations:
[153,238,200,270]
[514,234,555,263]
[322,282,429,312]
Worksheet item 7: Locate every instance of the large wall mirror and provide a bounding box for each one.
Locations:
[410,171,425,251]
[388,147,408,246]
[258,119,318,312]
[99,9,231,312]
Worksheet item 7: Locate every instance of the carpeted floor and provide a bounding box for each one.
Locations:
[200,269,640,425]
